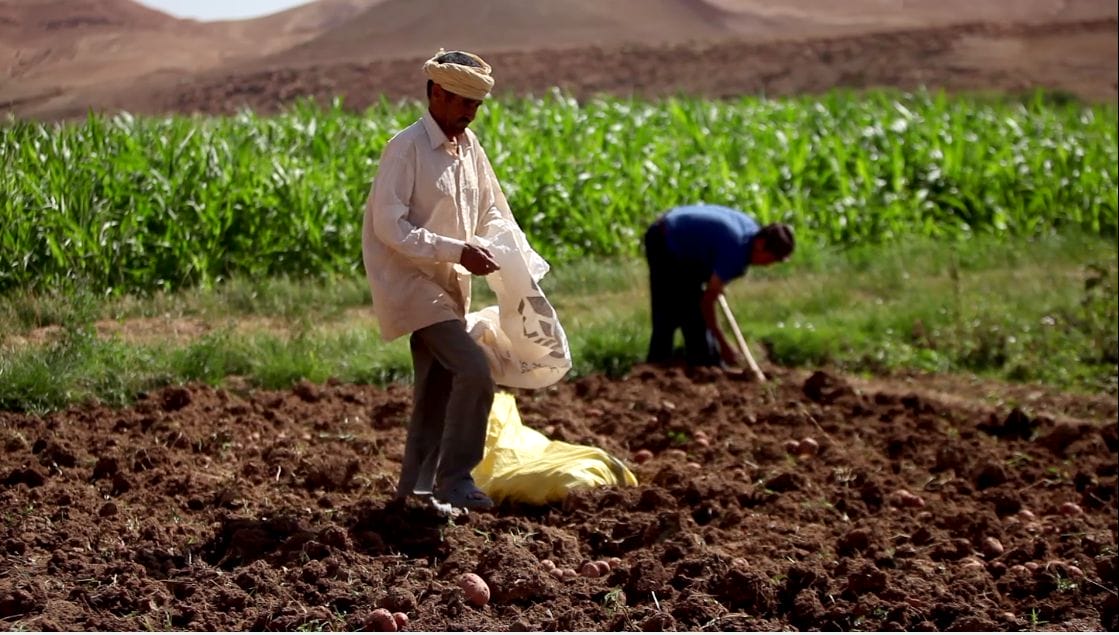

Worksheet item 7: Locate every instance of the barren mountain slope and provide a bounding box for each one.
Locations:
[709,0,1115,29]
[0,0,391,114]
[260,0,738,67]
[212,0,386,44]
[128,17,1112,120]
[1,0,1116,120]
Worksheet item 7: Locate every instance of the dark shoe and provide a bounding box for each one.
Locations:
[435,480,495,511]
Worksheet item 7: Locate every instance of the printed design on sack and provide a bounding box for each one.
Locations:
[465,218,572,389]
[517,295,567,363]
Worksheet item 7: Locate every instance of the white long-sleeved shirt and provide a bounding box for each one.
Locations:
[362,111,510,341]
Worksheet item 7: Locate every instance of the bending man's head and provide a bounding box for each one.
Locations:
[424,50,493,138]
[750,223,796,266]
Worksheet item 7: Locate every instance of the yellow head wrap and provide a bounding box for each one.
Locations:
[423,49,494,101]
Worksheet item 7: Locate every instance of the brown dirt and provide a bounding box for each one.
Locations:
[146,18,1117,121]
[2,364,1115,631]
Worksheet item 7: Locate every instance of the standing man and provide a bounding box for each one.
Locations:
[362,50,516,511]
[644,204,795,368]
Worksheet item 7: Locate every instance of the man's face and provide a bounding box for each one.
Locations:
[430,84,483,138]
[750,238,786,266]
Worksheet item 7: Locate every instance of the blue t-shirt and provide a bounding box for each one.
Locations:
[662,204,758,282]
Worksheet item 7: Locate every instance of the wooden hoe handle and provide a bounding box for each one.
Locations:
[718,294,766,383]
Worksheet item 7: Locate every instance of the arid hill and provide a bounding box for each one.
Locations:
[1,0,1115,120]
[264,0,737,66]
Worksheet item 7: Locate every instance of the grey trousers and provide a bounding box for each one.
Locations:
[396,319,495,498]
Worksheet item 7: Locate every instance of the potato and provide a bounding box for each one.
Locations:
[980,537,1005,558]
[593,560,611,576]
[540,559,556,570]
[549,568,565,580]
[783,439,801,454]
[607,557,623,569]
[695,437,711,448]
[459,573,490,607]
[960,557,986,572]
[891,488,925,508]
[1059,502,1083,516]
[633,449,654,464]
[367,608,398,632]
[665,449,688,461]
[392,612,409,629]
[798,437,820,456]
[561,568,578,581]
[1018,509,1037,521]
[580,562,602,578]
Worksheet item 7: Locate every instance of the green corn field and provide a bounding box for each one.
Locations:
[2,90,1116,296]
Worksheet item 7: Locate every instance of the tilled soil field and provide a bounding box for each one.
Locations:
[1,365,1116,631]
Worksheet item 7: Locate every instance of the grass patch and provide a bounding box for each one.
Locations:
[1,233,1114,412]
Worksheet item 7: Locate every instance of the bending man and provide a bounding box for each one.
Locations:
[644,204,795,367]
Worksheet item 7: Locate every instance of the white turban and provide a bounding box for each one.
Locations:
[423,49,494,101]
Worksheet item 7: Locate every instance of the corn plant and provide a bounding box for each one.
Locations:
[2,90,1115,295]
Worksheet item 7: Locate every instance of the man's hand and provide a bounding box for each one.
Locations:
[460,243,500,276]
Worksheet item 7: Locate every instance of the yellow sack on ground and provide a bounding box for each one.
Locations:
[472,392,638,505]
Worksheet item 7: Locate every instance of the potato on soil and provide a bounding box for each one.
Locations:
[960,557,986,572]
[459,573,490,607]
[392,612,409,629]
[367,608,397,632]
[980,537,1004,558]
[891,488,925,508]
[798,437,820,455]
[633,449,654,464]
[1059,502,1083,516]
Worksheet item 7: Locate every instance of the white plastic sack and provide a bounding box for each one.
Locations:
[466,219,571,389]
